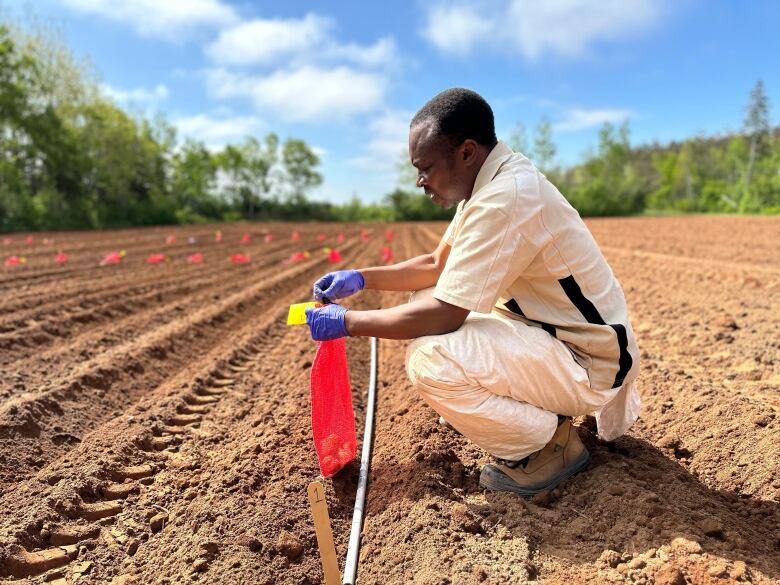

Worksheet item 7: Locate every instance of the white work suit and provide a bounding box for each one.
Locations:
[405,141,641,461]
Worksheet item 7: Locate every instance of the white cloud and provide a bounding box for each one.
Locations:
[206,66,385,122]
[422,0,663,60]
[101,83,169,106]
[350,110,412,175]
[173,113,263,148]
[422,3,494,57]
[60,0,237,39]
[553,107,632,132]
[206,14,331,66]
[324,37,398,70]
[206,14,398,70]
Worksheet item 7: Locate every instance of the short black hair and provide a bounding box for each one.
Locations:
[411,88,498,150]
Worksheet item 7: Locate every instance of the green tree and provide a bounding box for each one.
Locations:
[282,138,322,202]
[218,134,278,218]
[509,122,530,155]
[533,116,556,171]
[741,79,772,211]
[170,140,222,223]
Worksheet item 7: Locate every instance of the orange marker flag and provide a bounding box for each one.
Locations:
[291,230,300,242]
[165,235,176,245]
[215,230,223,243]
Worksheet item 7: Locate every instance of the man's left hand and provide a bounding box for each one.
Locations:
[305,304,350,341]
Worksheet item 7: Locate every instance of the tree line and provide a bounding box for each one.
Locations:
[509,80,779,216]
[1,22,330,232]
[1,20,778,233]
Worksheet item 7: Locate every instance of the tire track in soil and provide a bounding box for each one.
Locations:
[0,238,365,492]
[0,233,384,584]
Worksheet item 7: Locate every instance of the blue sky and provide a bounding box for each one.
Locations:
[5,0,778,203]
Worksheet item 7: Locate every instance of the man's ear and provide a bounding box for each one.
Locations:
[461,139,478,164]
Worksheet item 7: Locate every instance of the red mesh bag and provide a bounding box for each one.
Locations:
[310,338,357,477]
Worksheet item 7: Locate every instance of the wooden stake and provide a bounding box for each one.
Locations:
[307,480,341,585]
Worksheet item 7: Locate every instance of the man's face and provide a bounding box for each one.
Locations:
[409,121,473,209]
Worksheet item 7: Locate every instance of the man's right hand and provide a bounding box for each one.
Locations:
[313,270,365,302]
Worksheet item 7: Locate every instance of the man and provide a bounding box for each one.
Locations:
[305,88,640,496]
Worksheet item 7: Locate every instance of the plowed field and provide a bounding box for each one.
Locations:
[0,217,778,585]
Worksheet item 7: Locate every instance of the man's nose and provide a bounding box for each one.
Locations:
[416,175,426,188]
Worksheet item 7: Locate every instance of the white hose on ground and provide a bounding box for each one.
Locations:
[342,336,378,585]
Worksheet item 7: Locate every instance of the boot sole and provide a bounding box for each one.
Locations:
[479,449,591,496]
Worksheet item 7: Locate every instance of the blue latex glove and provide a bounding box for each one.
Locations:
[313,270,364,302]
[305,304,350,341]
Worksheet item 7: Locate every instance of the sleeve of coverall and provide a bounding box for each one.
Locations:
[434,195,535,313]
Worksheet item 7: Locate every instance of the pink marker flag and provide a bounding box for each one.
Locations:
[4,256,24,267]
[146,254,167,264]
[100,252,123,266]
[328,249,342,263]
[187,253,204,264]
[382,246,393,264]
[230,253,250,264]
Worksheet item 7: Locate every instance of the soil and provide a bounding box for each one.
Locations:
[0,217,778,585]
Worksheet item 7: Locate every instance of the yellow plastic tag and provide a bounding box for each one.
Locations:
[287,301,319,325]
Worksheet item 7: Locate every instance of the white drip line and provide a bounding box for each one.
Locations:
[342,336,378,585]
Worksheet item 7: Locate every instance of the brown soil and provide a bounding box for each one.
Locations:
[0,217,778,585]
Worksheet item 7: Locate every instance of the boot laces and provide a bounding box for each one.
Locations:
[498,455,530,470]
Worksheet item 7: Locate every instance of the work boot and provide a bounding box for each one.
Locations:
[479,418,590,496]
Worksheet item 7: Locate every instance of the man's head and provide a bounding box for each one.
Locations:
[409,88,498,209]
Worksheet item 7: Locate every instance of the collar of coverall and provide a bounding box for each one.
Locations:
[470,140,514,198]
